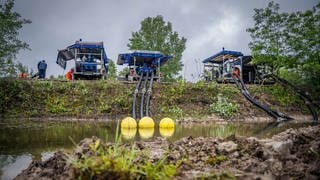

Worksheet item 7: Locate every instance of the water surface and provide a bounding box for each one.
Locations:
[0,119,309,180]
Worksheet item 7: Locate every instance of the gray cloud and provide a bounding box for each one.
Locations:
[13,0,318,81]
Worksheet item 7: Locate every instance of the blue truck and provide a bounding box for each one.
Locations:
[56,40,109,80]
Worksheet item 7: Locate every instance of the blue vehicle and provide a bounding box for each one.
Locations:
[56,40,108,80]
[117,50,172,81]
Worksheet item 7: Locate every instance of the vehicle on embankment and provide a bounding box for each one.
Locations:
[56,39,109,80]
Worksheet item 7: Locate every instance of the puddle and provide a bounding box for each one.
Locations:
[0,118,310,179]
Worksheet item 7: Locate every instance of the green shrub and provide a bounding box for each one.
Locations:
[207,155,228,166]
[269,85,300,106]
[67,139,177,179]
[209,94,238,118]
[161,106,184,118]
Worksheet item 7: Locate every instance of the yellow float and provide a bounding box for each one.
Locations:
[159,117,175,128]
[120,117,137,129]
[138,117,155,128]
[138,127,154,139]
[121,127,137,140]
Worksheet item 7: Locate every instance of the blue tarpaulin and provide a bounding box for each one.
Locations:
[202,49,243,63]
[117,50,172,66]
[68,42,105,50]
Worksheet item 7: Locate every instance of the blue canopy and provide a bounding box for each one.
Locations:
[117,50,172,67]
[68,41,105,50]
[202,49,243,63]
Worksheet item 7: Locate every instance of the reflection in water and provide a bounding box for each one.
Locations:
[121,128,137,140]
[0,154,31,180]
[138,128,155,139]
[0,119,310,179]
[159,128,175,138]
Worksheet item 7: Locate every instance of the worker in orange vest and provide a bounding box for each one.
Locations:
[66,68,74,80]
[234,68,240,78]
[19,73,28,79]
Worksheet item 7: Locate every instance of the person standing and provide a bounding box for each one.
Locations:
[65,68,74,80]
[37,60,47,79]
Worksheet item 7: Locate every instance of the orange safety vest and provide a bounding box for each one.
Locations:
[234,68,240,78]
[19,73,28,78]
[66,71,73,80]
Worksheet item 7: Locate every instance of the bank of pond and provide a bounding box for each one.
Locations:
[0,118,311,179]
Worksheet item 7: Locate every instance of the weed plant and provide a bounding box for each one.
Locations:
[209,94,238,118]
[66,124,177,179]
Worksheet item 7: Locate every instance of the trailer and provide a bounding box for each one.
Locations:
[202,48,273,84]
[56,40,109,80]
[117,50,172,119]
[117,50,172,81]
[202,48,318,124]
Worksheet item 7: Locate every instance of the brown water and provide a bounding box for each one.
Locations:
[0,119,309,180]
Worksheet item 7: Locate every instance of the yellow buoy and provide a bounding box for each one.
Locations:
[138,127,154,139]
[121,117,137,129]
[138,117,155,128]
[159,128,175,138]
[159,118,175,128]
[121,127,137,140]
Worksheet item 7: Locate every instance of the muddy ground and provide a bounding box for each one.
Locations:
[15,125,320,180]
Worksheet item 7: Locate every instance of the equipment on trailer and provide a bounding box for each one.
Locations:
[202,48,273,84]
[117,50,172,120]
[117,50,171,81]
[203,48,318,124]
[56,40,109,80]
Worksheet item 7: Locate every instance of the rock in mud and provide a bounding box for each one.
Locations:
[14,151,74,180]
[216,141,238,154]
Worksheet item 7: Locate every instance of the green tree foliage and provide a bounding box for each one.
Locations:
[127,15,186,81]
[247,2,320,91]
[107,59,117,80]
[16,61,28,74]
[247,2,289,71]
[0,0,31,77]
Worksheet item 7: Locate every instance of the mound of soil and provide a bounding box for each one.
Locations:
[15,125,320,179]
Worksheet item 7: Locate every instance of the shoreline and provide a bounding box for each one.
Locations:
[4,114,315,124]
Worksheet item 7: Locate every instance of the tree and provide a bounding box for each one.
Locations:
[0,0,31,77]
[247,2,320,91]
[246,2,289,73]
[127,15,186,81]
[107,59,117,80]
[16,61,28,74]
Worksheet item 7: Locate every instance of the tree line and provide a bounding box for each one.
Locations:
[0,0,319,91]
[247,2,320,91]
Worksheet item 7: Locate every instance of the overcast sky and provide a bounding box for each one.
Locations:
[12,0,318,81]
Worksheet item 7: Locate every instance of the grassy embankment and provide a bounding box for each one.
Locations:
[0,78,311,120]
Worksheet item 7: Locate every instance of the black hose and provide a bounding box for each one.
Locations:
[232,75,292,121]
[145,72,154,117]
[132,74,143,119]
[266,74,318,124]
[140,72,149,118]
